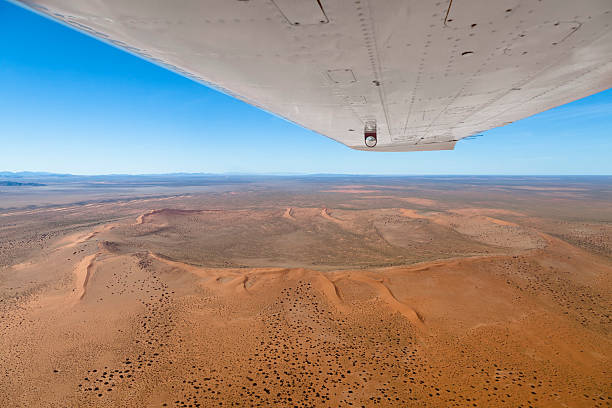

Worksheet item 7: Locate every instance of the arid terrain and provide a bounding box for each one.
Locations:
[0,175,611,407]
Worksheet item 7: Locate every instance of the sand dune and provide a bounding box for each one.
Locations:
[321,188,381,193]
[74,254,97,301]
[399,208,429,219]
[319,207,338,222]
[56,224,115,250]
[282,207,294,220]
[331,273,425,327]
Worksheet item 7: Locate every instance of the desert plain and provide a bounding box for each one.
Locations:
[0,174,610,407]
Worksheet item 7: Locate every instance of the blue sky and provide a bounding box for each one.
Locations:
[0,1,610,175]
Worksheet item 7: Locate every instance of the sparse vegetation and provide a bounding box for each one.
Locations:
[1,175,611,406]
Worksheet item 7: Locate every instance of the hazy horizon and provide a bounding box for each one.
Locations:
[2,170,612,177]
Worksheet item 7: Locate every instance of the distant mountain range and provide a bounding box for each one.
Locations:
[0,180,46,186]
[0,171,70,178]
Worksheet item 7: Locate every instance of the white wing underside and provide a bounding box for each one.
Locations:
[14,0,612,151]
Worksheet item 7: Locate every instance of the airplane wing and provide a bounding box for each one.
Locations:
[13,0,612,151]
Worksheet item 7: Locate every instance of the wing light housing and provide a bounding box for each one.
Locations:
[364,120,377,148]
[363,120,378,147]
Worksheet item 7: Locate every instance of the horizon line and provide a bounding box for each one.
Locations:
[2,171,612,178]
